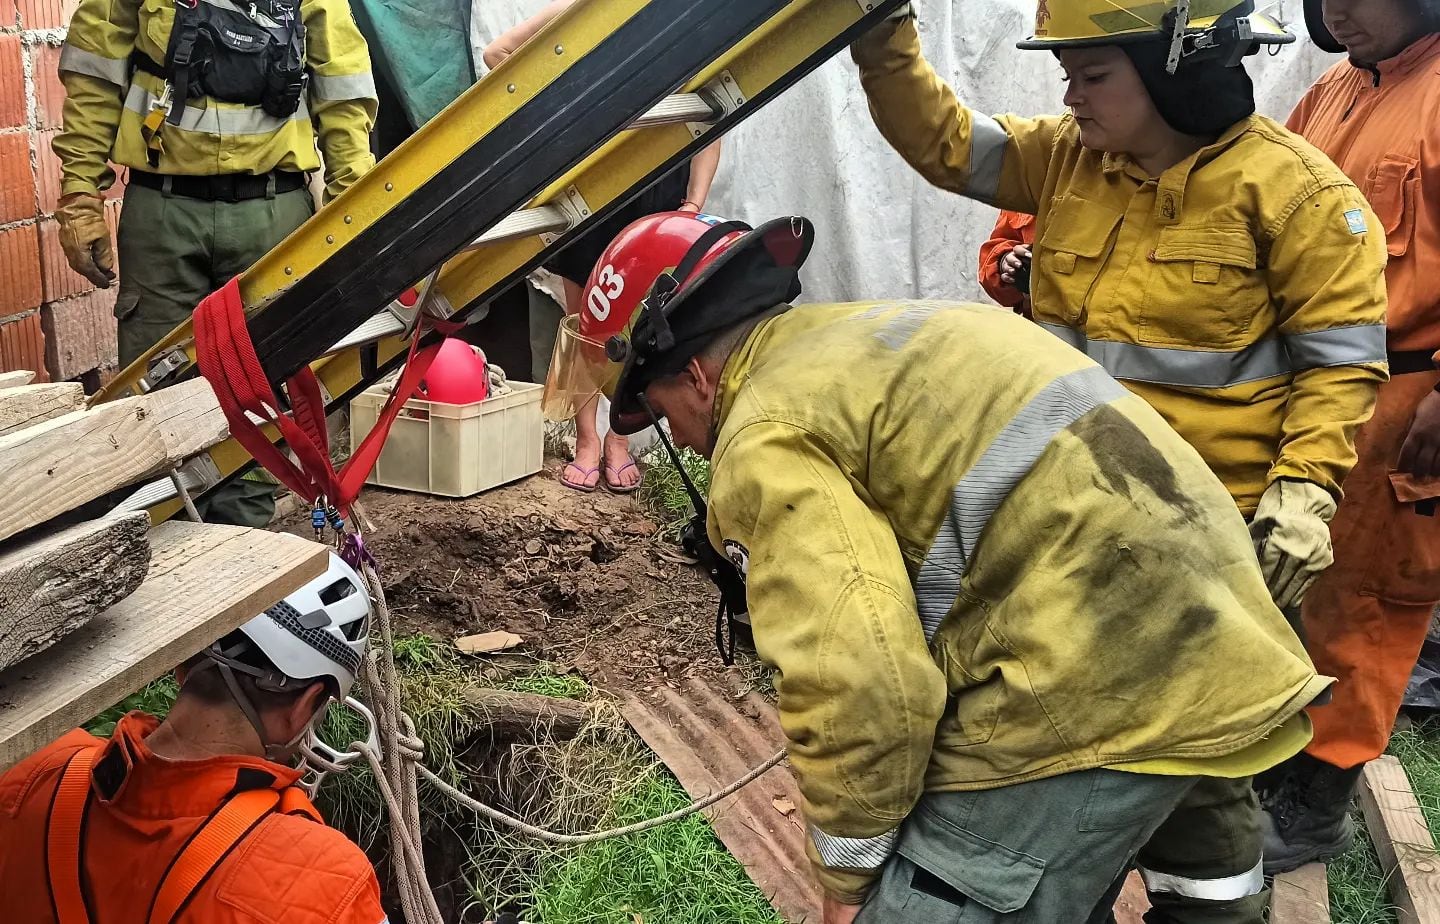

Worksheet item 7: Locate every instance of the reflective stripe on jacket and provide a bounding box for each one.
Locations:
[55,0,378,201]
[706,301,1327,900]
[852,19,1389,514]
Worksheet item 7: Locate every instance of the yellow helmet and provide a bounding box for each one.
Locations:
[1018,0,1292,72]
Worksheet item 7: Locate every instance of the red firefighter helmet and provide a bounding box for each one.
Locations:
[543,211,813,434]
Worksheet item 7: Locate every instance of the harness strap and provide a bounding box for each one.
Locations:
[146,788,280,924]
[193,276,457,524]
[44,740,323,924]
[46,747,100,924]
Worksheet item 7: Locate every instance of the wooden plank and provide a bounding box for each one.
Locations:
[0,379,227,544]
[0,522,327,771]
[0,382,86,436]
[0,513,151,671]
[1272,863,1331,923]
[1359,755,1440,923]
[0,370,35,388]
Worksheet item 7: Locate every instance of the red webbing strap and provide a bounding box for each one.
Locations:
[45,746,100,924]
[192,278,457,517]
[146,788,281,924]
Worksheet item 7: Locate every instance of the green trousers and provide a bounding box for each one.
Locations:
[116,181,314,527]
[855,772,1267,923]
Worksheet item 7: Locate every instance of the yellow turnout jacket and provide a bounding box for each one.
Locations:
[707,301,1328,899]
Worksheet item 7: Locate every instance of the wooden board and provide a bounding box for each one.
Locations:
[0,370,35,388]
[0,521,327,771]
[1272,863,1331,923]
[0,513,151,670]
[0,379,228,544]
[1359,755,1440,923]
[0,382,86,436]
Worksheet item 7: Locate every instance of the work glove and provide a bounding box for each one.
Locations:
[56,193,116,289]
[1249,478,1337,612]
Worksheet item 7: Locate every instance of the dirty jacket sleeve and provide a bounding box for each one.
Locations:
[303,0,378,199]
[54,0,138,197]
[709,418,948,903]
[850,16,1060,214]
[1264,183,1389,496]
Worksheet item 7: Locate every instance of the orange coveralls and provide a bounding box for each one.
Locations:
[1288,34,1440,769]
[977,210,1036,311]
[0,713,388,924]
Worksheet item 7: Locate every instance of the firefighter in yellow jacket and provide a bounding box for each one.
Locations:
[52,0,377,525]
[543,210,1330,923]
[852,1,1388,619]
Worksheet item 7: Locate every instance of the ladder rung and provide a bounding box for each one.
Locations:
[469,204,571,250]
[631,92,719,129]
[329,311,408,355]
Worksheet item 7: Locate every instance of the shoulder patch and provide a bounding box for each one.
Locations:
[723,540,749,580]
[1344,208,1368,235]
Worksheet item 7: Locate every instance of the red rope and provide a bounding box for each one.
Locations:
[193,277,457,519]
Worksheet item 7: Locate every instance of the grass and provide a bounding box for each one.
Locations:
[524,769,785,924]
[1326,715,1440,922]
[462,704,780,924]
[636,443,711,539]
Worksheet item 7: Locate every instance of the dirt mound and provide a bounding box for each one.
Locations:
[275,462,741,692]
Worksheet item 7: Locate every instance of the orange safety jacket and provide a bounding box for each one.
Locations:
[0,713,387,924]
[1288,34,1440,358]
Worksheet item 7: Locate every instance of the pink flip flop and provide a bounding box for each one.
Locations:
[603,461,641,494]
[560,461,599,493]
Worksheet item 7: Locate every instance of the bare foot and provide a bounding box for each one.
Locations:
[602,432,641,492]
[563,429,603,491]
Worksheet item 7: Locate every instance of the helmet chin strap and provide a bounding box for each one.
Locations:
[211,658,318,763]
[638,394,748,665]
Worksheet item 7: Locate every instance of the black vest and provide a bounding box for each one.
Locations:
[134,0,307,120]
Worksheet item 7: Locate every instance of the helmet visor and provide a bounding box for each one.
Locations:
[543,315,621,422]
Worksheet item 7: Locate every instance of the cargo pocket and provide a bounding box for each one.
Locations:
[114,287,141,322]
[1033,196,1122,326]
[887,802,1045,920]
[1367,155,1418,259]
[1139,224,1264,349]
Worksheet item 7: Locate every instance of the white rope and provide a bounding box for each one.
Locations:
[350,530,789,912]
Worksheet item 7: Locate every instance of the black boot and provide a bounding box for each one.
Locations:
[1258,752,1363,875]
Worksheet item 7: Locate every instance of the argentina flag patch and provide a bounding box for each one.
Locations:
[1344,208,1369,235]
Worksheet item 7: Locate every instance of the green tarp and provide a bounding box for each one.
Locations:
[351,0,475,130]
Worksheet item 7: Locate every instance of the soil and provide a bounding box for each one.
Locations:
[274,460,747,695]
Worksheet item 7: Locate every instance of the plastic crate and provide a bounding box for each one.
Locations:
[349,381,543,497]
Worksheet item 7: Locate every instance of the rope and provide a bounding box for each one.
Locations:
[410,748,788,846]
[351,545,791,862]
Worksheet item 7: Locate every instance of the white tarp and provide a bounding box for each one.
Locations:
[471,1,1338,305]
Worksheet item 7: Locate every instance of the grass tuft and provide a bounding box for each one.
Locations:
[526,768,785,924]
[636,444,711,539]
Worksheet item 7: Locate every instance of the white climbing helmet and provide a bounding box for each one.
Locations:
[199,552,379,785]
[237,551,371,699]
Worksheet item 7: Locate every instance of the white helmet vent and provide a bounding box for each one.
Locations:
[264,599,363,678]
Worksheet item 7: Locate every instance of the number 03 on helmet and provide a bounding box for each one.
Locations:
[542,211,753,423]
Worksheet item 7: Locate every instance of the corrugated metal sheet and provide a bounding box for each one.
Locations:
[622,679,821,923]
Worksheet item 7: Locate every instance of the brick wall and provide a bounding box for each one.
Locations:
[0,0,123,388]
